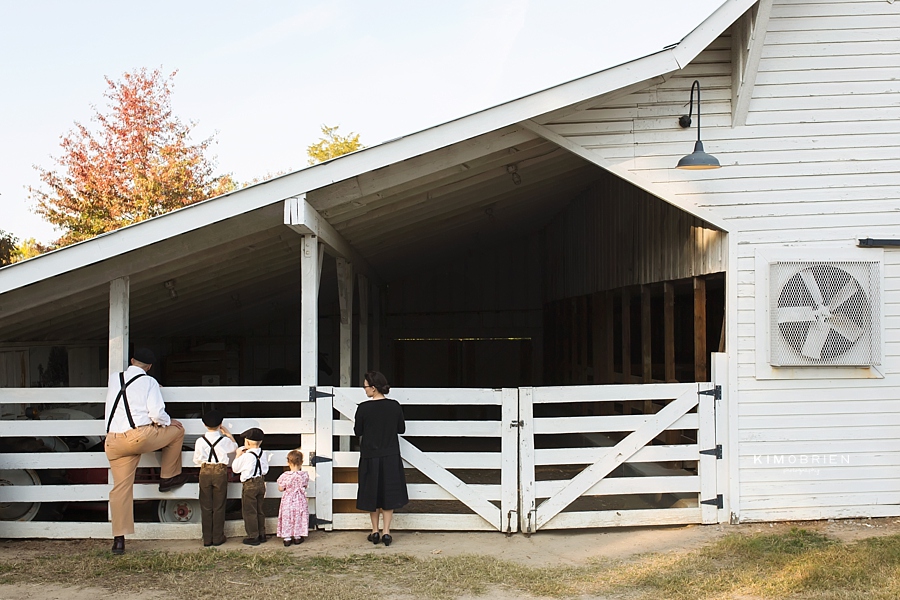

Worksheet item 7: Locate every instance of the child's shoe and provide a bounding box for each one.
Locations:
[283,538,291,547]
[293,537,305,545]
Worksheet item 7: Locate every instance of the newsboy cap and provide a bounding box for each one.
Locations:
[132,347,156,365]
[201,410,224,428]
[243,427,264,442]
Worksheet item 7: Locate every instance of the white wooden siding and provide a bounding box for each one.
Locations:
[542,0,900,522]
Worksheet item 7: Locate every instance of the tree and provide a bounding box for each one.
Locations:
[30,68,235,246]
[0,230,17,266]
[307,125,363,165]
[15,238,53,262]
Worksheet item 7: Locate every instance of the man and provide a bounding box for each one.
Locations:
[104,348,188,555]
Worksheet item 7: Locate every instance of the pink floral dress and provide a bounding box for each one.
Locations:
[276,470,310,538]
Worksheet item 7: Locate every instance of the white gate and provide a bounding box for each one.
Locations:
[518,380,720,532]
[313,386,519,533]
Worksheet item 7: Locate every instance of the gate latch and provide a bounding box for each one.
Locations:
[510,420,524,429]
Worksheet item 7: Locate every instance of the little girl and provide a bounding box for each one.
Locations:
[277,449,310,546]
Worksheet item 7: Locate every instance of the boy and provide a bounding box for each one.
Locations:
[231,427,269,545]
[192,409,238,547]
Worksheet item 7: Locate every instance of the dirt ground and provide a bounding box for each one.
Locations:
[1,517,898,600]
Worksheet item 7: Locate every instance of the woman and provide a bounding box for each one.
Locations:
[354,370,408,546]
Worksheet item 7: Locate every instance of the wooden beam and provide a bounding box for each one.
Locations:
[518,119,730,231]
[306,126,539,212]
[336,259,353,388]
[641,285,652,384]
[621,288,631,383]
[358,274,369,385]
[732,0,773,127]
[694,277,708,383]
[299,236,320,386]
[664,282,676,383]
[285,195,381,285]
[108,277,129,375]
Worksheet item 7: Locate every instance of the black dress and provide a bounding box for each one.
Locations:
[354,398,409,512]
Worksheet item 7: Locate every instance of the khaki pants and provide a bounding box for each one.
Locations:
[105,423,185,536]
[199,463,228,545]
[241,476,266,539]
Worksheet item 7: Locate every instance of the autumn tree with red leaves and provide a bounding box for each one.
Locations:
[30,68,235,246]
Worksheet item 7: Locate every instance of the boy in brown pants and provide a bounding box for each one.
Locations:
[193,409,238,546]
[231,428,269,545]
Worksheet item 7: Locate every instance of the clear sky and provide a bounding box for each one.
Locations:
[0,0,724,244]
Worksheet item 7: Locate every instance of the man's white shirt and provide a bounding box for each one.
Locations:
[192,431,238,466]
[104,365,171,433]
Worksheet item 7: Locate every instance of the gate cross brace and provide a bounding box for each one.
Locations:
[535,389,700,529]
[331,395,502,529]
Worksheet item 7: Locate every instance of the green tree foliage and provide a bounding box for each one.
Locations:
[15,238,53,262]
[307,125,363,165]
[30,68,235,247]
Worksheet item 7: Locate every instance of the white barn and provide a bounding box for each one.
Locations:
[1,0,898,537]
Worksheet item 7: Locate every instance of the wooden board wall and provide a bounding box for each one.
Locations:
[542,171,726,304]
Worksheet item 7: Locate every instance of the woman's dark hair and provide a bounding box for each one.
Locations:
[364,370,391,395]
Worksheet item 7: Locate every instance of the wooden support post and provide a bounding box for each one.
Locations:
[621,288,631,383]
[604,291,614,384]
[641,285,652,385]
[372,285,382,370]
[299,236,320,387]
[694,277,708,382]
[664,282,676,383]
[108,277,129,375]
[591,292,603,385]
[358,274,369,385]
[336,258,354,387]
[336,258,353,453]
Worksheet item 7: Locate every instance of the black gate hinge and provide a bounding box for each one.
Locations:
[700,445,723,459]
[310,454,332,465]
[314,516,332,527]
[701,494,724,509]
[699,385,722,400]
[309,386,335,401]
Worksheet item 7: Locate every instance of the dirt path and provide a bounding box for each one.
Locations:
[1,517,897,599]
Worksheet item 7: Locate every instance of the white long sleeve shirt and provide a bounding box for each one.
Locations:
[231,447,269,481]
[104,365,171,433]
[192,431,238,466]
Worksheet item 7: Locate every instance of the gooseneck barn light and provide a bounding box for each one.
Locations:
[676,80,721,170]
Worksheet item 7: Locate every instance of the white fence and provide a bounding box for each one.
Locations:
[1,376,724,538]
[0,386,314,539]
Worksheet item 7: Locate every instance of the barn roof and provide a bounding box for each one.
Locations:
[0,0,757,339]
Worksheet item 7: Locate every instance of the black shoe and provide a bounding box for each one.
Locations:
[382,534,392,547]
[367,532,380,544]
[158,472,190,492]
[212,538,226,547]
[242,537,260,546]
[258,534,268,544]
[293,537,305,545]
[111,536,125,555]
[283,538,292,547]
[203,541,213,547]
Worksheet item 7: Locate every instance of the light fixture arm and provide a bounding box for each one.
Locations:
[678,80,702,142]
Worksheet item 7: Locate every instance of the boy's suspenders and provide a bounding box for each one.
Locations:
[106,372,148,433]
[201,435,225,463]
[250,449,263,477]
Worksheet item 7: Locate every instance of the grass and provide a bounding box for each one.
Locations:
[1,529,899,599]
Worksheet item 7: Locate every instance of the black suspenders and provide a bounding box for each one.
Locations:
[106,372,148,433]
[201,435,225,463]
[250,449,263,477]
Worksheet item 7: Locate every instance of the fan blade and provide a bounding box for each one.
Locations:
[801,320,830,359]
[828,279,858,311]
[800,269,825,308]
[777,306,815,323]
[829,314,864,343]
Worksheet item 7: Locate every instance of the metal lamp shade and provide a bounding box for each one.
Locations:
[677,140,721,170]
